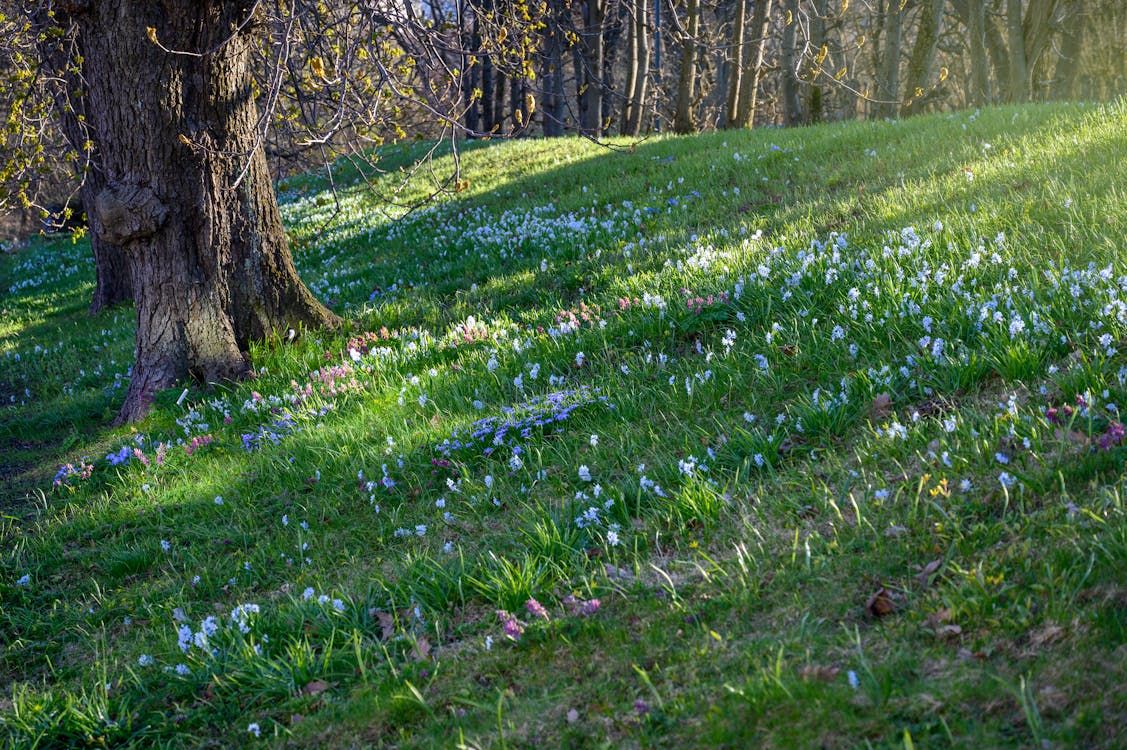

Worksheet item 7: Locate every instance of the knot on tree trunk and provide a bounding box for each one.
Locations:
[95,184,169,245]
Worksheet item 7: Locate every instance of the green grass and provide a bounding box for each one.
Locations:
[2,100,1126,748]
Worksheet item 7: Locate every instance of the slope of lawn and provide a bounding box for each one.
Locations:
[2,100,1126,748]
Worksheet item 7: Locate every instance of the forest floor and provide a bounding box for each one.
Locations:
[2,101,1126,748]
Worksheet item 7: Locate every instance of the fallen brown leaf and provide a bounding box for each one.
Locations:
[798,664,840,682]
[1030,624,1066,648]
[937,624,962,639]
[865,587,896,617]
[377,611,396,640]
[871,392,893,420]
[914,559,943,587]
[1053,428,1090,446]
[302,679,331,697]
[412,635,432,661]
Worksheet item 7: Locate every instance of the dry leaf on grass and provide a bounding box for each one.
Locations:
[865,586,896,617]
[1053,428,1090,446]
[302,680,332,697]
[870,392,893,420]
[913,559,943,587]
[376,611,396,640]
[798,664,841,682]
[412,635,432,661]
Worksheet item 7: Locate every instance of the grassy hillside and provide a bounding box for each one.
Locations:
[2,101,1126,748]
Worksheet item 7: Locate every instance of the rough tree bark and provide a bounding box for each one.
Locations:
[72,0,339,423]
[734,0,772,128]
[32,7,132,313]
[902,0,947,117]
[876,0,904,118]
[540,8,566,136]
[672,0,700,133]
[1005,0,1030,101]
[580,0,608,136]
[621,0,651,135]
[723,0,746,128]
[780,0,804,126]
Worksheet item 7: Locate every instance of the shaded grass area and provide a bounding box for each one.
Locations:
[1,101,1126,747]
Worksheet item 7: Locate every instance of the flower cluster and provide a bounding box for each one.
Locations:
[434,387,613,458]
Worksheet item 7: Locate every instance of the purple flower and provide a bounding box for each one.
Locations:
[562,595,601,617]
[633,699,651,715]
[524,598,549,621]
[496,610,525,641]
[1098,421,1125,451]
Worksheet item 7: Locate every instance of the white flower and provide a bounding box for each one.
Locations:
[589,434,598,447]
[138,654,154,667]
[213,495,224,505]
[303,587,315,600]
[160,540,171,552]
[16,574,30,586]
[247,722,261,737]
[578,465,592,482]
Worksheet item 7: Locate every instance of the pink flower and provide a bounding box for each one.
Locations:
[496,610,525,641]
[524,598,549,621]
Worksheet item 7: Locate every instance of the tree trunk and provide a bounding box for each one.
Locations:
[876,0,904,118]
[735,0,773,128]
[780,0,804,126]
[724,0,746,128]
[540,8,566,136]
[580,0,607,135]
[962,0,992,105]
[1051,0,1085,99]
[1005,0,1030,101]
[673,0,700,133]
[622,0,651,134]
[902,0,947,116]
[803,0,827,124]
[32,8,133,313]
[75,0,338,423]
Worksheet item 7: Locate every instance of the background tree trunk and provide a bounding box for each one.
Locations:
[541,0,567,136]
[580,0,608,135]
[75,0,338,423]
[724,0,747,128]
[876,0,904,117]
[1050,0,1084,100]
[960,0,993,105]
[622,0,652,134]
[780,0,804,125]
[1005,0,1030,101]
[902,0,947,116]
[804,0,828,123]
[31,8,133,313]
[673,0,700,133]
[734,0,773,128]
